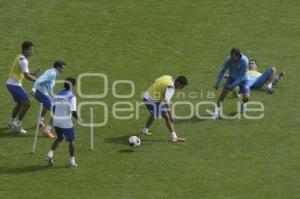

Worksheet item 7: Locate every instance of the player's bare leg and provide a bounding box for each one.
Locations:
[241,93,250,113]
[141,114,154,135]
[46,138,63,166]
[163,114,185,142]
[8,103,23,128]
[14,101,31,134]
[266,67,276,93]
[69,140,77,167]
[42,113,56,138]
[17,101,31,121]
[212,87,231,119]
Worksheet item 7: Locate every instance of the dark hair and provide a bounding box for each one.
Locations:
[53,60,66,68]
[22,41,33,51]
[175,76,188,86]
[249,59,257,64]
[64,77,77,90]
[230,48,241,56]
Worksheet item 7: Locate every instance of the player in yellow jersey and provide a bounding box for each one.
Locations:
[141,75,188,142]
[227,59,285,96]
[6,41,39,134]
[247,59,285,94]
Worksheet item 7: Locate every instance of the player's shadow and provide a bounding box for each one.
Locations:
[118,149,135,153]
[173,115,211,124]
[0,127,26,138]
[104,135,133,146]
[0,163,68,174]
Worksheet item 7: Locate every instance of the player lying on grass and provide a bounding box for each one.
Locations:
[226,59,285,96]
[141,75,188,142]
[32,60,65,138]
[247,59,285,93]
[46,77,79,168]
[7,41,40,134]
[213,48,250,119]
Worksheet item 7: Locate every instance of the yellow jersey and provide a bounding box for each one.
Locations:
[8,54,28,85]
[146,75,175,101]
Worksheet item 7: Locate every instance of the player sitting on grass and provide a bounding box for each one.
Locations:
[46,77,79,168]
[141,75,188,142]
[32,60,65,138]
[6,41,40,134]
[213,48,250,119]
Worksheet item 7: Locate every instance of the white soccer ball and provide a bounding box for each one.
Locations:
[129,136,141,147]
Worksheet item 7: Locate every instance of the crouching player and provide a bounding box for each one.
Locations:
[46,77,79,168]
[141,75,188,142]
[213,48,250,119]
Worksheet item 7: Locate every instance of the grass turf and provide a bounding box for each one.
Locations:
[0,0,300,198]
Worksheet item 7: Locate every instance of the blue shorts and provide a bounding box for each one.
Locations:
[55,127,75,141]
[225,77,250,94]
[34,90,52,110]
[252,67,273,88]
[143,98,167,119]
[7,84,29,103]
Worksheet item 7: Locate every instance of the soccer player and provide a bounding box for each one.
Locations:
[6,41,39,134]
[247,59,285,94]
[213,48,250,119]
[141,75,188,142]
[32,60,65,138]
[46,77,79,168]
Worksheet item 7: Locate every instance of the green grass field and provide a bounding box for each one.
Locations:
[1,0,300,198]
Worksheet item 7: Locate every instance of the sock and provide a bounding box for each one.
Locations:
[40,117,44,122]
[10,117,16,123]
[170,132,177,140]
[267,83,272,89]
[216,107,221,114]
[47,150,54,158]
[272,76,281,85]
[142,127,149,134]
[15,119,21,125]
[45,124,52,132]
[241,103,247,113]
[70,156,75,164]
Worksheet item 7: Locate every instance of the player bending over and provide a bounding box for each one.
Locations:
[141,75,188,142]
[7,41,40,133]
[213,48,250,119]
[247,59,285,94]
[46,77,79,168]
[32,60,65,138]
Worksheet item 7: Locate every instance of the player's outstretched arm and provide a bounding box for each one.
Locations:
[24,72,37,82]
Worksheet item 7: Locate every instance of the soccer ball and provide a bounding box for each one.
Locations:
[128,136,141,147]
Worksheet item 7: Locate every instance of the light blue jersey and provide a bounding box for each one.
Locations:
[33,68,59,96]
[216,54,249,87]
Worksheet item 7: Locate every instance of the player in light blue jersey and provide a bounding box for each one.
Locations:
[213,48,250,119]
[32,60,65,138]
[46,77,80,168]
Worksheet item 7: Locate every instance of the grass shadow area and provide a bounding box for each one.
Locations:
[0,164,67,174]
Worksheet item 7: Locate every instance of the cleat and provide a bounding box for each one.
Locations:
[69,162,78,168]
[45,156,54,166]
[15,125,27,134]
[211,113,220,120]
[266,87,274,94]
[8,120,16,129]
[172,137,186,142]
[42,131,56,138]
[38,121,46,128]
[141,131,153,136]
